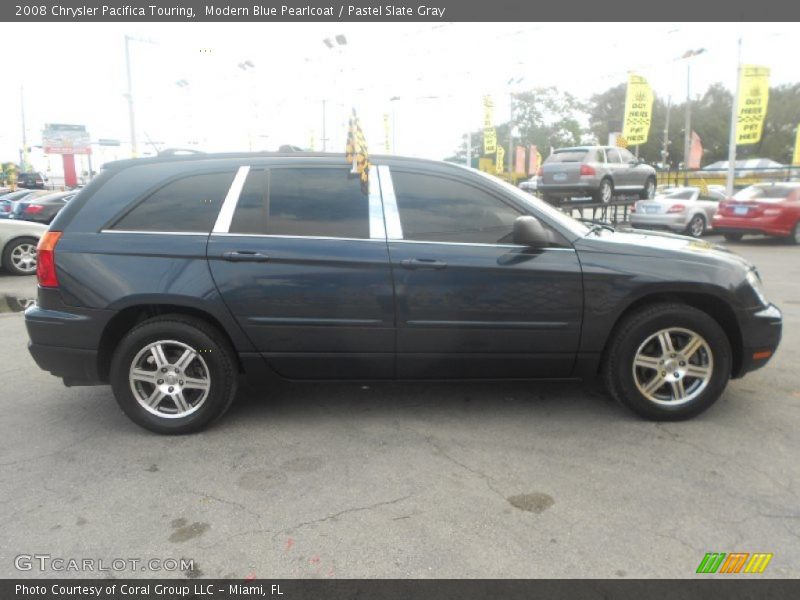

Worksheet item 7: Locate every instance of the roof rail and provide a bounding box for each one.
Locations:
[157,148,205,157]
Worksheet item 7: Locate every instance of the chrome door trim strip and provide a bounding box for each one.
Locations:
[377,165,403,240]
[100,230,208,236]
[210,233,382,242]
[212,165,251,234]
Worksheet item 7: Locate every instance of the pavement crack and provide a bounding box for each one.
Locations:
[283,494,414,534]
[187,488,262,519]
[427,437,506,501]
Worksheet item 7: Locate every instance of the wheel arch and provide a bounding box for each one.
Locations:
[97,303,244,382]
[599,291,743,378]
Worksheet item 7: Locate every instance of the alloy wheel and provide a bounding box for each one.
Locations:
[632,327,713,406]
[11,243,37,274]
[689,216,705,238]
[601,181,612,203]
[646,180,656,199]
[129,340,211,418]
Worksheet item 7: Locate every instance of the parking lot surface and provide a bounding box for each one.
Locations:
[0,236,797,579]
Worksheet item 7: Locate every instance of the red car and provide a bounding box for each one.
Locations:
[713,182,800,244]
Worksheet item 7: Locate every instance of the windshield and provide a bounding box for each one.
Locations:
[545,150,588,163]
[469,168,590,237]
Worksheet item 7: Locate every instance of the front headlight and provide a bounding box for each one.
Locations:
[746,269,769,307]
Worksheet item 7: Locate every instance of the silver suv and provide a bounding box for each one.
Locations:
[537,146,657,204]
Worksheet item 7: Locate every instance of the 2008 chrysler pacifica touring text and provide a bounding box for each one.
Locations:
[25,153,782,433]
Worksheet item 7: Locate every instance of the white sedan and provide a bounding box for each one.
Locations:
[631,186,728,238]
[0,219,48,275]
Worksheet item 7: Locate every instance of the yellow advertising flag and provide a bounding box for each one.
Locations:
[483,127,497,154]
[495,145,505,174]
[622,74,654,146]
[483,95,494,128]
[792,125,800,166]
[735,65,770,145]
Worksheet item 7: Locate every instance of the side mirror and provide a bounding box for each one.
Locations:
[513,216,549,247]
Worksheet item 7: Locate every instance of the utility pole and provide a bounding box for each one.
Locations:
[20,86,29,171]
[683,62,692,185]
[661,96,672,168]
[726,38,743,197]
[465,132,471,168]
[508,92,514,176]
[124,35,137,158]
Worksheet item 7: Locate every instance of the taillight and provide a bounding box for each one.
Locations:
[1,205,8,212]
[537,166,543,177]
[667,204,686,213]
[25,204,44,214]
[580,164,596,176]
[36,231,62,288]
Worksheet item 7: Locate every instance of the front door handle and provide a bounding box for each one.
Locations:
[223,250,271,263]
[400,258,447,270]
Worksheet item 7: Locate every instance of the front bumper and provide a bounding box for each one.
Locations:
[734,303,782,377]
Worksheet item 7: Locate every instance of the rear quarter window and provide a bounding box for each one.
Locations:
[111,171,235,232]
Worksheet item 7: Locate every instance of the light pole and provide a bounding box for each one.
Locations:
[237,60,257,150]
[507,77,524,176]
[678,48,706,184]
[124,34,156,158]
[322,35,347,152]
[389,96,400,153]
[725,39,743,197]
[19,86,29,171]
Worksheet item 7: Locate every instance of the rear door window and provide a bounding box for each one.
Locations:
[112,171,235,232]
[606,149,623,164]
[229,168,370,239]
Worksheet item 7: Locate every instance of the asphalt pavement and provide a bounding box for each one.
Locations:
[0,235,797,579]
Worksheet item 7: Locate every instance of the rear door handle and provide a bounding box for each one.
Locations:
[223,250,271,263]
[400,258,447,270]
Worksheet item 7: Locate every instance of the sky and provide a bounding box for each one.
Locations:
[0,22,796,179]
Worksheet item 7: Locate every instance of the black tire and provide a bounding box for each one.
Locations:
[542,194,560,206]
[110,315,238,434]
[723,233,743,242]
[602,302,732,421]
[638,177,657,200]
[593,178,614,204]
[2,236,39,276]
[787,222,800,245]
[685,214,706,238]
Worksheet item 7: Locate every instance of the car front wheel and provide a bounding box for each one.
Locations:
[639,177,657,200]
[603,303,731,420]
[110,315,238,434]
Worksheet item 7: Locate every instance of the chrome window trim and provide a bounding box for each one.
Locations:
[212,165,251,234]
[100,230,208,236]
[388,239,575,250]
[377,165,403,240]
[368,166,387,240]
[211,232,385,243]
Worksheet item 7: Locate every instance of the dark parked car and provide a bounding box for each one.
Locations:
[0,189,52,219]
[10,191,75,224]
[16,171,48,189]
[26,153,782,434]
[537,146,657,205]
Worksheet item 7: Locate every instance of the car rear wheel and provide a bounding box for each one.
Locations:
[639,177,656,199]
[789,222,800,245]
[2,237,38,276]
[542,194,561,206]
[110,315,238,434]
[686,214,706,238]
[603,303,731,420]
[594,179,613,204]
[723,233,743,242]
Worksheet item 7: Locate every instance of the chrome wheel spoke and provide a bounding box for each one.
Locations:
[657,331,675,355]
[150,344,168,369]
[686,364,711,379]
[183,376,209,390]
[670,379,687,401]
[146,389,167,408]
[172,390,190,412]
[131,368,158,384]
[634,355,660,370]
[174,348,196,371]
[682,335,703,359]
[642,373,665,396]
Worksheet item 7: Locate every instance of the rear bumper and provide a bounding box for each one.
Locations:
[537,181,596,197]
[712,214,793,237]
[630,213,688,231]
[25,297,113,385]
[734,303,782,377]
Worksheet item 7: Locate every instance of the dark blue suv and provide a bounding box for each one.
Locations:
[25,153,782,433]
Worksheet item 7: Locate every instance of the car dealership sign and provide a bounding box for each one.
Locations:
[43,123,91,155]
